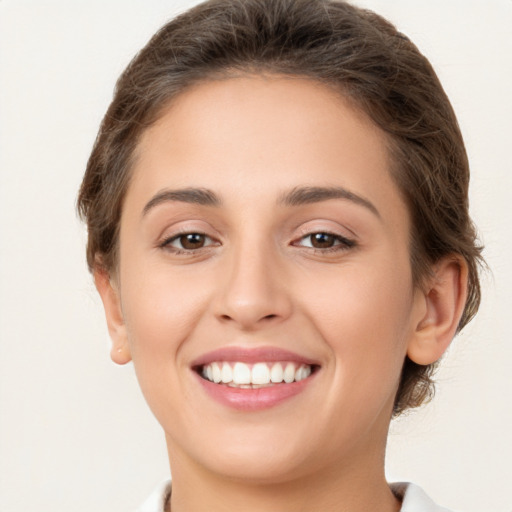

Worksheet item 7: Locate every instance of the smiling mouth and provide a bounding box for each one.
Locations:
[196,361,317,388]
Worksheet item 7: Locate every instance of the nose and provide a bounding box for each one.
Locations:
[214,243,293,331]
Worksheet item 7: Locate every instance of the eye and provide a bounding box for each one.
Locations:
[162,232,216,251]
[295,232,355,250]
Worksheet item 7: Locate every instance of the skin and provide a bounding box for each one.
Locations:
[96,75,467,512]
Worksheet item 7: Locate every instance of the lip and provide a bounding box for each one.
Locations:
[191,346,319,367]
[191,346,320,411]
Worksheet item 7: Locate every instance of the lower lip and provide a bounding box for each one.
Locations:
[194,372,317,411]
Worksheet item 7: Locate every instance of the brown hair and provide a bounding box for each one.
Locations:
[77,0,483,416]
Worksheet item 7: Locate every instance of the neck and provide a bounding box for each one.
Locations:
[166,437,401,512]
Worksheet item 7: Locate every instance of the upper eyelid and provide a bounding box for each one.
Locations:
[294,226,355,241]
[157,222,220,243]
[156,221,357,247]
[294,221,357,239]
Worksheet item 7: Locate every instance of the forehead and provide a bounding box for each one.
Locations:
[127,75,404,221]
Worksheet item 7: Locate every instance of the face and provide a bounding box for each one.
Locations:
[107,76,428,483]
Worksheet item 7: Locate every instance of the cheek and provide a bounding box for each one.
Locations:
[119,260,212,367]
[298,256,415,383]
[117,265,217,425]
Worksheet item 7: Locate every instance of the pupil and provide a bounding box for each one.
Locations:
[181,233,204,249]
[312,233,334,248]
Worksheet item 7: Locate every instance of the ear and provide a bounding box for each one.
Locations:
[407,255,468,365]
[94,268,132,365]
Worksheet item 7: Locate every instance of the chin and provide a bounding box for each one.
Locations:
[205,452,312,485]
[176,424,318,484]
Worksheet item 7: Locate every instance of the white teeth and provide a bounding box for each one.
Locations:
[221,362,233,383]
[251,363,271,385]
[200,361,314,386]
[212,362,222,383]
[295,365,311,381]
[270,362,284,383]
[283,363,295,383]
[232,362,251,385]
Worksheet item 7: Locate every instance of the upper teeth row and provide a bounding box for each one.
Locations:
[201,362,312,386]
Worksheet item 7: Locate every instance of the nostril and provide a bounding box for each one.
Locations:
[217,312,280,326]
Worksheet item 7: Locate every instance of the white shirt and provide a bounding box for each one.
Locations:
[392,482,455,512]
[136,480,455,512]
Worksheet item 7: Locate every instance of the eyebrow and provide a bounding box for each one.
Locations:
[142,185,380,218]
[142,187,221,215]
[278,186,380,218]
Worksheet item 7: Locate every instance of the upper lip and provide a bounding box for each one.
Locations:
[190,346,320,368]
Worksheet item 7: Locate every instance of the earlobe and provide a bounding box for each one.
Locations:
[407,256,468,366]
[94,268,132,365]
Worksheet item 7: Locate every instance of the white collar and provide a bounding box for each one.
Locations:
[136,479,172,512]
[391,482,455,512]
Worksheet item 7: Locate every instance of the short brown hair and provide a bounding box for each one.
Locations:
[77,0,483,415]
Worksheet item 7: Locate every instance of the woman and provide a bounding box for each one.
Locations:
[77,0,483,510]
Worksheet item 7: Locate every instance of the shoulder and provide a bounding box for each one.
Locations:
[136,479,172,512]
[391,482,457,512]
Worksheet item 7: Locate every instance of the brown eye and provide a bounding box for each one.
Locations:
[295,232,355,251]
[310,233,336,248]
[163,232,216,251]
[178,233,206,249]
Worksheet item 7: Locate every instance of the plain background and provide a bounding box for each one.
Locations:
[0,1,511,511]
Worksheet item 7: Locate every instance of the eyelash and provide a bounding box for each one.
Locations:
[159,232,218,255]
[293,232,356,253]
[159,231,355,255]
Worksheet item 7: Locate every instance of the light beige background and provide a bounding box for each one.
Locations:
[0,1,510,510]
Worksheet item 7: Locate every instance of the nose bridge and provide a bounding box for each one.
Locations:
[215,233,292,329]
